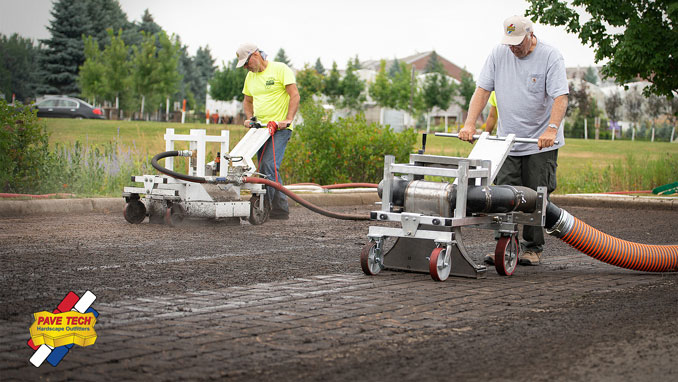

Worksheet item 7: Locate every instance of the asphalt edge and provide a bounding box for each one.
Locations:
[0,192,675,218]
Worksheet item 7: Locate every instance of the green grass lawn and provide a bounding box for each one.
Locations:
[42,118,678,194]
[44,118,248,156]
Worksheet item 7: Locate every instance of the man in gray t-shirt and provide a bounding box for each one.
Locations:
[459,15,569,266]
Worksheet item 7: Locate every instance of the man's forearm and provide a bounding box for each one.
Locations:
[244,98,253,119]
[549,94,568,127]
[464,87,491,127]
[286,94,300,121]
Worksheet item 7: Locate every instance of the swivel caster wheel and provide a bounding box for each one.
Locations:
[123,200,146,224]
[360,241,384,276]
[164,204,185,227]
[429,246,451,281]
[248,194,269,225]
[495,234,519,276]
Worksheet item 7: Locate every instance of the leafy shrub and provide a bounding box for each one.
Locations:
[282,102,417,185]
[0,100,50,193]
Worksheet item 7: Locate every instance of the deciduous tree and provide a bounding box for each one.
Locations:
[526,0,678,97]
[340,60,366,111]
[296,64,324,104]
[209,59,247,102]
[78,36,106,103]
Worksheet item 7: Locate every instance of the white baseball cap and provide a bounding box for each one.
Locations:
[235,43,258,68]
[501,15,534,45]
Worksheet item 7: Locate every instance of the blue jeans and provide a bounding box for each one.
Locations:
[257,128,292,213]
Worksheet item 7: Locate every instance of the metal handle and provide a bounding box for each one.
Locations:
[435,132,559,145]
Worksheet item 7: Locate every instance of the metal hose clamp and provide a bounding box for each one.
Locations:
[545,208,575,238]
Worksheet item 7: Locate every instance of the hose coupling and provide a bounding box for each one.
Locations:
[545,208,575,238]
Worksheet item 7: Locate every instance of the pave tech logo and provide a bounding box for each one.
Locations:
[27,290,99,367]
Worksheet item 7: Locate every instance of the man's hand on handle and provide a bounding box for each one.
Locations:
[458,124,477,143]
[538,127,557,149]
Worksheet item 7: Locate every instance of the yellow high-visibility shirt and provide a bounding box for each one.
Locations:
[243,61,296,129]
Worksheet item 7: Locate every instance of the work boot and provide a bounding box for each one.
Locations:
[483,253,495,265]
[519,250,542,266]
[269,210,289,220]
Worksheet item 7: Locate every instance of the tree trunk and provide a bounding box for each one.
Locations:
[140,95,145,118]
[632,124,635,141]
[651,124,655,142]
[166,97,170,122]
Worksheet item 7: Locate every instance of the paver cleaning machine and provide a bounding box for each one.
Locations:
[360,132,678,281]
[122,121,368,227]
[122,123,275,226]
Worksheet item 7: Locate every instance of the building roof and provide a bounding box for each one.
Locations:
[362,51,471,82]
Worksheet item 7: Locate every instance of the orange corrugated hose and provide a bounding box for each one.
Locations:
[559,216,678,272]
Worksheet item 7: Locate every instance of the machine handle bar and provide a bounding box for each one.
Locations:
[435,132,559,145]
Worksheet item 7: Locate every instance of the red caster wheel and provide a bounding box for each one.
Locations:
[360,241,384,276]
[429,246,451,281]
[495,234,519,276]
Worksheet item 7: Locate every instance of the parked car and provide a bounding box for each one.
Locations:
[34,96,105,119]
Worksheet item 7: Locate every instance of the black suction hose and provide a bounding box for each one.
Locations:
[150,150,369,220]
[151,151,206,183]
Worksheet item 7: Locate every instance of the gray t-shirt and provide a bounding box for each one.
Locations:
[477,38,569,156]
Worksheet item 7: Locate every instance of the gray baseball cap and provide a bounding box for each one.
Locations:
[235,42,258,68]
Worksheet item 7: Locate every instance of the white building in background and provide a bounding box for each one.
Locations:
[204,84,243,124]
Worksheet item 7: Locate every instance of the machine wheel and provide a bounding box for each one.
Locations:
[123,200,146,224]
[429,247,451,281]
[360,242,383,276]
[248,194,269,225]
[495,234,519,276]
[164,204,185,227]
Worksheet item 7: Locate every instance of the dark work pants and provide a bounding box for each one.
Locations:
[257,128,292,213]
[495,149,558,252]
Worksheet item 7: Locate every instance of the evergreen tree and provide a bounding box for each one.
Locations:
[352,55,361,70]
[584,66,599,85]
[424,51,447,75]
[0,33,41,102]
[322,61,342,105]
[275,48,291,66]
[86,0,129,48]
[314,58,325,75]
[138,9,163,36]
[40,0,92,95]
[388,58,401,79]
[175,43,197,110]
[193,46,216,106]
